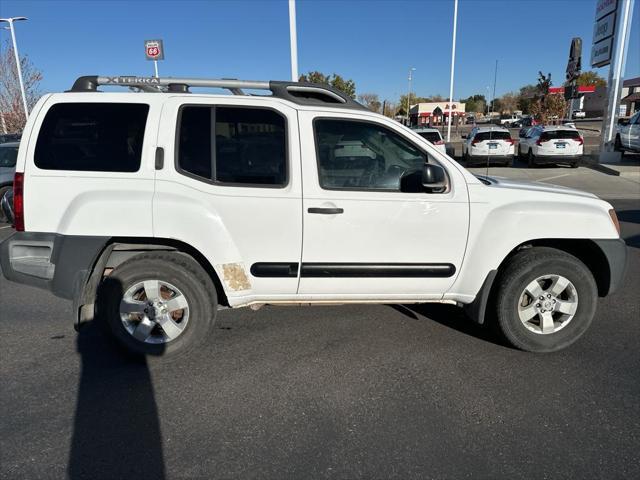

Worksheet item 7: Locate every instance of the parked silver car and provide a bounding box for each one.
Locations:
[0,141,19,223]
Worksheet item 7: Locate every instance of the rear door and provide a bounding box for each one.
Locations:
[154,96,303,299]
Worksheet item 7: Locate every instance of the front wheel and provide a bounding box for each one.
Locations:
[491,247,598,353]
[97,251,217,358]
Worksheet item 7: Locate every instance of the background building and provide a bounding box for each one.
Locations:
[409,101,466,127]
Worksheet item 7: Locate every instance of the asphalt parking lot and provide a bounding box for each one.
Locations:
[1,166,639,479]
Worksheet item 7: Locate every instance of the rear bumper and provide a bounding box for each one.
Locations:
[594,238,627,296]
[0,232,108,300]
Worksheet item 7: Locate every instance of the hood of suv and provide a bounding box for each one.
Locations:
[475,175,598,199]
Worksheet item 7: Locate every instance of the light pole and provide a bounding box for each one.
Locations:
[0,17,29,120]
[446,0,459,142]
[406,67,415,126]
[288,0,298,82]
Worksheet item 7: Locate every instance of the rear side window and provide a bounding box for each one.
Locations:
[417,132,442,143]
[540,130,581,140]
[0,146,18,168]
[177,106,287,187]
[475,131,511,141]
[35,103,149,172]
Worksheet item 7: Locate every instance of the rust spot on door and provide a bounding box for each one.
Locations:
[220,263,251,291]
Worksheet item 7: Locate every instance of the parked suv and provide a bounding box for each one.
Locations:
[518,126,584,168]
[462,126,515,167]
[0,75,626,357]
[615,111,640,155]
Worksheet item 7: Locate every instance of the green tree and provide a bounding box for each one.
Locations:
[576,70,606,87]
[460,94,486,114]
[298,71,356,98]
[517,84,537,113]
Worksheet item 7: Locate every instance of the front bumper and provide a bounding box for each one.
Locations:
[0,232,108,300]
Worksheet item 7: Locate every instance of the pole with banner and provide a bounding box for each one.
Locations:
[591,0,635,163]
[144,39,165,78]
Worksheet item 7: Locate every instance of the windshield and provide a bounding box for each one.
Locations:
[0,146,18,168]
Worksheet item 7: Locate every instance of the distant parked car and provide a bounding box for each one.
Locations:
[412,127,446,154]
[572,110,586,119]
[518,126,583,168]
[0,141,19,223]
[512,116,536,128]
[615,111,640,155]
[462,126,515,166]
[499,114,521,127]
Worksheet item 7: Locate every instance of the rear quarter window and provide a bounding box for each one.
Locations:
[418,132,442,143]
[34,103,149,172]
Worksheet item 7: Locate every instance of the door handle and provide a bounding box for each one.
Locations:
[155,147,164,170]
[308,207,344,215]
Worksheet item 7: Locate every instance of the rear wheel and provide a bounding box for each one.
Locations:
[614,134,625,157]
[97,251,217,358]
[527,149,537,168]
[570,161,579,168]
[491,247,597,353]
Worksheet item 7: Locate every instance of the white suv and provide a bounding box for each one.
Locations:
[0,75,626,357]
[615,111,640,155]
[462,126,515,167]
[518,125,584,168]
[412,127,446,154]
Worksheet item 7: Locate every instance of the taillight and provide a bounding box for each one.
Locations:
[13,172,24,232]
[433,139,445,145]
[536,138,548,146]
[577,136,584,145]
[471,138,479,146]
[506,138,515,145]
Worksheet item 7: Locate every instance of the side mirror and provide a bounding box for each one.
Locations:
[422,164,447,192]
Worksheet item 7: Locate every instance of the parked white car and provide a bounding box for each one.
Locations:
[615,111,640,155]
[518,125,584,168]
[499,114,521,127]
[462,126,515,167]
[412,127,446,154]
[0,75,626,357]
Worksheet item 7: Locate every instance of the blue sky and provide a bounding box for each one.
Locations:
[1,0,638,102]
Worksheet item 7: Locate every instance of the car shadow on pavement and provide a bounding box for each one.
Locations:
[393,303,504,346]
[68,280,165,480]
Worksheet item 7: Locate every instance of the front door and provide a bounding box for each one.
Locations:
[297,112,469,299]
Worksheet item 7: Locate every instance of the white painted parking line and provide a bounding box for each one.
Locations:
[0,225,12,230]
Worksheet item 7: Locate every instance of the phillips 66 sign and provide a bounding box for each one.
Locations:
[144,39,165,61]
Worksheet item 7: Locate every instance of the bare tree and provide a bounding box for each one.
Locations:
[0,40,43,133]
[498,92,519,113]
[357,93,382,113]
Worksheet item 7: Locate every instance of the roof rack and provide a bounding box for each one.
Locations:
[69,75,366,110]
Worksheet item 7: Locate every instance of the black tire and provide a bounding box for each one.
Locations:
[96,251,217,358]
[491,247,598,353]
[0,186,9,223]
[527,149,537,168]
[464,151,473,167]
[614,135,625,157]
[570,161,579,168]
[504,158,514,168]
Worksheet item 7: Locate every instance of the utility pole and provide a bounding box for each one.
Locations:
[289,0,298,82]
[0,17,29,120]
[406,67,416,126]
[446,0,459,142]
[491,60,498,117]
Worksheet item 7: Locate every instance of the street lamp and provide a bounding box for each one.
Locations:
[406,67,416,126]
[0,17,29,120]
